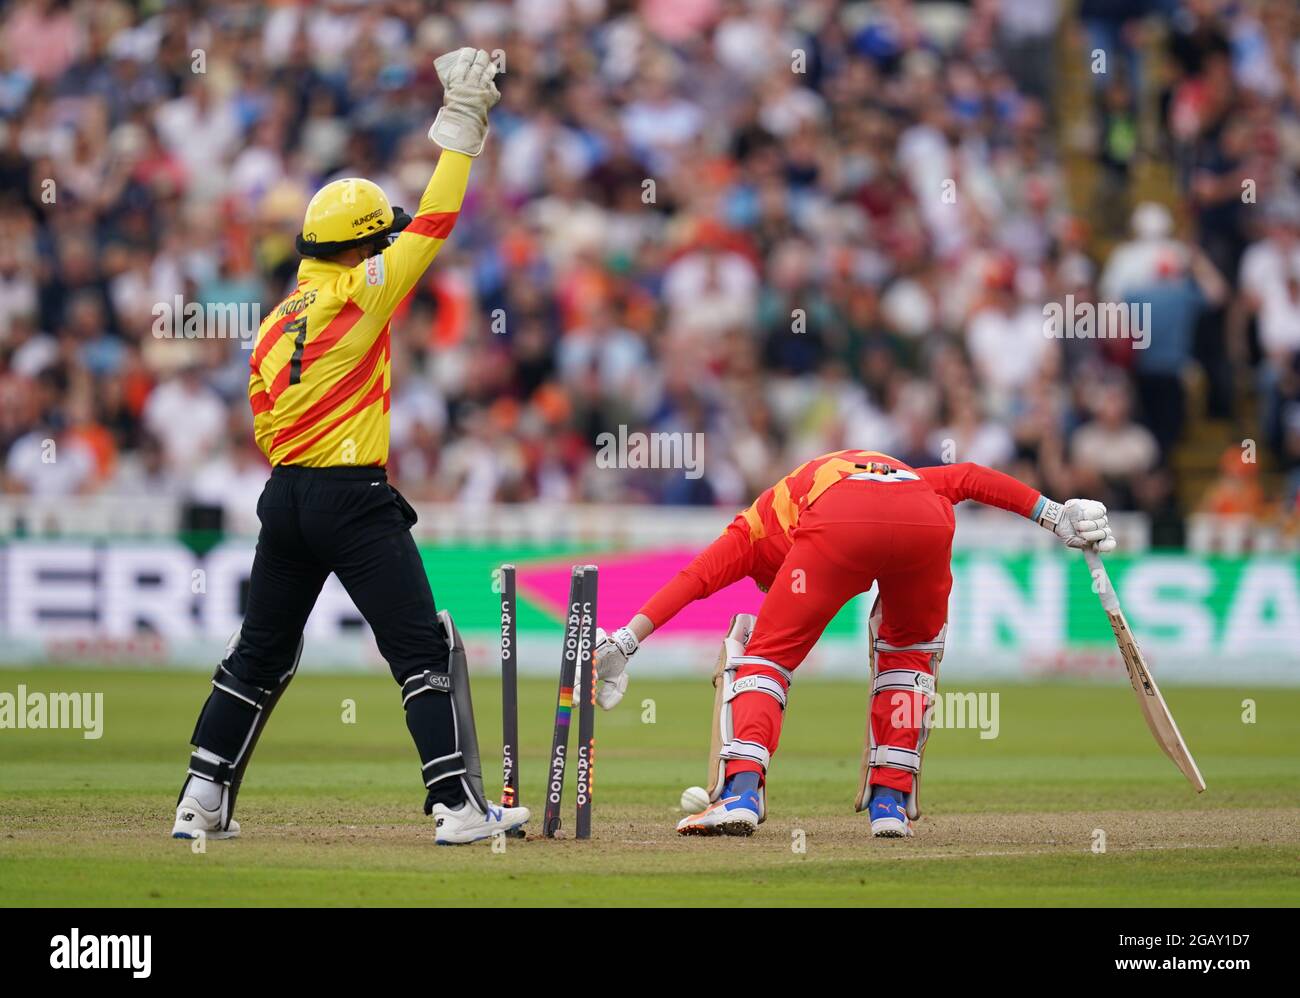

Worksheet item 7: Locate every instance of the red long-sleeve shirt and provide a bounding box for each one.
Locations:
[638,451,1040,629]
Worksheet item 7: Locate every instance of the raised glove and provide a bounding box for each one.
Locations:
[428,47,500,156]
[593,625,637,710]
[1036,497,1116,552]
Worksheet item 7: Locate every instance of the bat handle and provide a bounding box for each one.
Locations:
[1082,547,1121,613]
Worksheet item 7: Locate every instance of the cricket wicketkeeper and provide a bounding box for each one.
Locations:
[592,450,1116,838]
[171,49,528,845]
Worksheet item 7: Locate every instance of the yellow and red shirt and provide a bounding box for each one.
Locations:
[248,152,471,467]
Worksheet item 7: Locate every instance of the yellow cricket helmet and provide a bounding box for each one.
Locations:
[295,177,412,258]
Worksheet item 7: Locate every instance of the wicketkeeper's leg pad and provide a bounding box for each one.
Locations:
[403,610,490,815]
[185,627,303,831]
[855,598,945,821]
[704,614,794,824]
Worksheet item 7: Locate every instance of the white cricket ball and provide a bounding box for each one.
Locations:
[680,785,710,813]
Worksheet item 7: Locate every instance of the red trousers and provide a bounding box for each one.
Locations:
[727,477,955,792]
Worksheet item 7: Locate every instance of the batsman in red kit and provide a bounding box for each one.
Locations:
[592,450,1116,838]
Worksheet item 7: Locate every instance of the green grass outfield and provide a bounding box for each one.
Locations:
[1,668,1297,906]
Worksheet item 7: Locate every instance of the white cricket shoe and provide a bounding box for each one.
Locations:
[171,795,239,840]
[870,814,912,838]
[431,799,530,844]
[676,793,760,836]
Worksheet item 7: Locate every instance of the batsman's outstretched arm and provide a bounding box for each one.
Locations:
[594,520,757,710]
[916,462,1116,552]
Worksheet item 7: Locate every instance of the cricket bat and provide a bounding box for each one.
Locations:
[1083,548,1206,793]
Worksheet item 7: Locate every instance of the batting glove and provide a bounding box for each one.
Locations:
[593,626,637,710]
[428,47,500,157]
[1036,497,1117,553]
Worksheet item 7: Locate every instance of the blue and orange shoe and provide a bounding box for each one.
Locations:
[676,775,761,837]
[868,786,912,837]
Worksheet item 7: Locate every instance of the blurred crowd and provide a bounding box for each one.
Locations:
[1,0,1299,534]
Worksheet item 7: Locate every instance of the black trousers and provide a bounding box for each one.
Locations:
[234,465,447,686]
[203,465,459,808]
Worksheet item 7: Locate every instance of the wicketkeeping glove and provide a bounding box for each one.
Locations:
[1036,497,1117,552]
[593,626,637,710]
[428,47,500,157]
